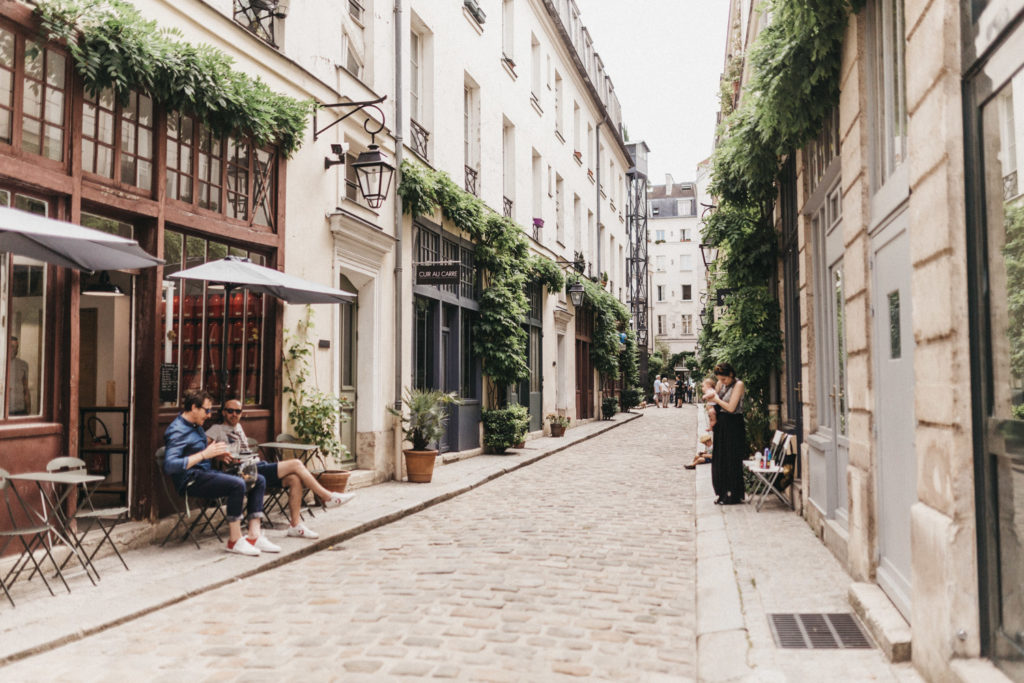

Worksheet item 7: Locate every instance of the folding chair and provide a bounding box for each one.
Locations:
[744,431,795,512]
[45,457,129,575]
[261,434,321,525]
[155,448,227,548]
[0,468,70,606]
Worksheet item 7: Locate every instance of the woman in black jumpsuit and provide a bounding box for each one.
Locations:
[709,362,747,505]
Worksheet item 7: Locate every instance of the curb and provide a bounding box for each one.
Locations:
[0,411,642,667]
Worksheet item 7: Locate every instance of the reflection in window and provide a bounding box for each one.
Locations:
[834,269,848,435]
[0,190,47,419]
[82,88,115,178]
[0,28,15,144]
[161,231,266,407]
[22,41,66,161]
[888,290,901,359]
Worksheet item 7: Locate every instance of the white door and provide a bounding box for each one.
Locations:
[872,220,915,619]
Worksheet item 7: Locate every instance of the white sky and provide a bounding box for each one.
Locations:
[574,0,731,186]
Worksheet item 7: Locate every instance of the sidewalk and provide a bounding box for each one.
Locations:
[0,411,640,667]
[693,463,925,682]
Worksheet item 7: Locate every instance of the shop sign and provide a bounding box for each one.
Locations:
[416,261,460,286]
[159,363,179,403]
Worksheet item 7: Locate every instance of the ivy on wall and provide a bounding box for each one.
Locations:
[701,0,862,447]
[398,160,571,400]
[35,0,313,156]
[575,277,631,379]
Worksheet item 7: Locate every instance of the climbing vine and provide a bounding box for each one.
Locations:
[34,0,313,156]
[574,277,631,379]
[398,160,572,401]
[702,0,861,447]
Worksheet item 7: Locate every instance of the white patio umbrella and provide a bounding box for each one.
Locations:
[167,255,356,404]
[0,205,162,271]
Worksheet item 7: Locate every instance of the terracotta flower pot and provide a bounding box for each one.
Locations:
[551,424,566,437]
[318,470,350,493]
[404,449,438,483]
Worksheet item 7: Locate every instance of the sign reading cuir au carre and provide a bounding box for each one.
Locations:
[416,262,460,286]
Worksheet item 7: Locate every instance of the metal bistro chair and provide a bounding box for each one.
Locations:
[45,457,129,575]
[260,434,319,526]
[0,468,70,606]
[155,447,227,548]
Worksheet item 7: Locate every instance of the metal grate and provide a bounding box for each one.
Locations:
[769,613,872,649]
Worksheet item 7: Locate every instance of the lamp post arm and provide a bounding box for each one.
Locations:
[313,95,388,141]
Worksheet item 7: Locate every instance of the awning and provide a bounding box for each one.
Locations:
[0,206,163,271]
[167,255,355,304]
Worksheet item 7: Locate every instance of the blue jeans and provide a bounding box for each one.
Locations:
[185,470,266,523]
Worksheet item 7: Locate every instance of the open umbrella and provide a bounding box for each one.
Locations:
[167,255,356,404]
[0,205,162,271]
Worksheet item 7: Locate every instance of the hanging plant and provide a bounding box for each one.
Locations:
[35,0,313,156]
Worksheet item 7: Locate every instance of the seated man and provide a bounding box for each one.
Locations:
[164,390,279,556]
[206,398,354,540]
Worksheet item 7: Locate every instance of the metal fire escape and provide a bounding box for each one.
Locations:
[626,142,650,368]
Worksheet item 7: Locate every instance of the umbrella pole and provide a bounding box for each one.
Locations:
[220,283,234,409]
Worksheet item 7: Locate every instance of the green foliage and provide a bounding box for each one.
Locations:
[621,387,643,411]
[35,0,312,156]
[482,404,529,452]
[398,160,586,400]
[282,310,349,461]
[619,328,639,391]
[1003,203,1024,381]
[601,396,618,420]
[705,0,859,449]
[389,387,461,451]
[573,277,632,379]
[527,255,566,292]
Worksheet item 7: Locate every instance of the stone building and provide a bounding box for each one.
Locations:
[719,0,1024,680]
[648,175,704,356]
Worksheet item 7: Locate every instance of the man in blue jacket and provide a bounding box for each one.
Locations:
[163,390,279,556]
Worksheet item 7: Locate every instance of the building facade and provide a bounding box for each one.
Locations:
[648,175,704,356]
[720,0,1024,679]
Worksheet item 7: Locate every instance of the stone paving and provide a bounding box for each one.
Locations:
[3,406,698,682]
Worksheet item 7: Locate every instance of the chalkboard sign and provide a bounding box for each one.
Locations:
[159,363,179,403]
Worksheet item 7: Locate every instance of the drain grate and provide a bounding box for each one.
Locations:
[769,613,872,649]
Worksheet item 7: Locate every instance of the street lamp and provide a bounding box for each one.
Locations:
[699,308,709,327]
[568,279,585,308]
[699,242,719,270]
[351,145,395,209]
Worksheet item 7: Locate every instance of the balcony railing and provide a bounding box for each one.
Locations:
[503,196,513,218]
[465,165,479,196]
[410,119,430,160]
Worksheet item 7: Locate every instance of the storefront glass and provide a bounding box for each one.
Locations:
[161,230,267,407]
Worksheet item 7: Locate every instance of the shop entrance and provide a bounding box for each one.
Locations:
[78,267,135,503]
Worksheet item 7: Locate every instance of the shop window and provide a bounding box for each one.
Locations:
[119,91,153,189]
[22,40,66,162]
[166,112,195,203]
[161,230,267,407]
[0,191,48,419]
[166,119,276,229]
[82,88,116,178]
[0,27,15,144]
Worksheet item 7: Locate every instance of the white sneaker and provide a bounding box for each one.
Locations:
[286,522,320,539]
[252,534,281,553]
[324,492,355,508]
[226,537,260,556]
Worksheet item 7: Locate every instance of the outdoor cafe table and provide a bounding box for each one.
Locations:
[7,471,105,584]
[257,442,324,472]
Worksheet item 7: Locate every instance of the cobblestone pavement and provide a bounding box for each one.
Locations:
[4,406,697,682]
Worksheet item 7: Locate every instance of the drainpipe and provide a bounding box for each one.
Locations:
[595,120,602,278]
[393,0,405,480]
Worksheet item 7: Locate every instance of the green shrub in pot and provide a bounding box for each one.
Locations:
[482,404,529,453]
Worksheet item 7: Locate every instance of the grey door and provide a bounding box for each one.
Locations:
[872,219,915,619]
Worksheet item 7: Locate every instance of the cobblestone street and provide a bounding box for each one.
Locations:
[4,407,697,682]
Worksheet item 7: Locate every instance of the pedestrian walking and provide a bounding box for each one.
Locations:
[707,362,747,505]
[653,375,663,408]
[675,374,685,408]
[660,375,672,408]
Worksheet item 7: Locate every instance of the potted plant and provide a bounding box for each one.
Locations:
[389,387,461,482]
[482,404,529,454]
[600,271,609,286]
[547,413,570,437]
[602,396,618,420]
